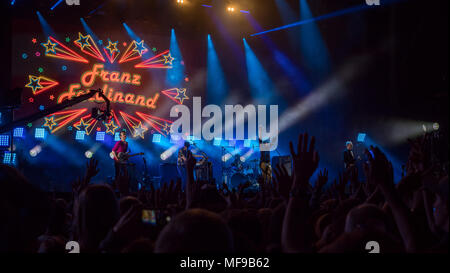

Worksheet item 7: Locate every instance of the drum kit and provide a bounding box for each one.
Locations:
[223,157,260,190]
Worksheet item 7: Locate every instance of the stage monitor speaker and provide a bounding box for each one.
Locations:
[271,155,293,177]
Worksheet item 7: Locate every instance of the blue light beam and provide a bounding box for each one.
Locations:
[166,29,185,86]
[207,35,228,105]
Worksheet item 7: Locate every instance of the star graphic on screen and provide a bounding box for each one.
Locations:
[75,33,90,50]
[133,40,147,56]
[41,39,57,54]
[132,122,148,139]
[106,40,118,55]
[49,95,55,100]
[28,98,34,103]
[105,120,118,135]
[75,119,90,134]
[25,76,43,93]
[43,116,58,131]
[163,53,175,65]
[32,38,37,44]
[175,88,189,104]
[162,122,171,135]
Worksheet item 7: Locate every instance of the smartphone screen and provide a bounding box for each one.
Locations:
[142,209,156,225]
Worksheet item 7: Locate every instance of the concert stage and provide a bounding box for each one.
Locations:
[0,0,448,257]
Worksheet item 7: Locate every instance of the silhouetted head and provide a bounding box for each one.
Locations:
[345,204,389,233]
[75,184,119,252]
[119,196,142,216]
[155,209,234,253]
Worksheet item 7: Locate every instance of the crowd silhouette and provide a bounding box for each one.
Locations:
[0,132,448,253]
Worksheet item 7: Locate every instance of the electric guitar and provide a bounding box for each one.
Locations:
[111,152,144,164]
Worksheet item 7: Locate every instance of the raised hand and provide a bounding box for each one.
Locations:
[273,163,293,200]
[71,176,87,197]
[367,146,395,190]
[85,158,100,180]
[315,168,328,191]
[289,133,319,191]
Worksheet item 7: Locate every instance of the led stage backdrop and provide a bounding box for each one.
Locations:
[12,27,189,141]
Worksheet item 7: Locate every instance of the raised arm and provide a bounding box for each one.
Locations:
[281,133,319,252]
[368,146,418,253]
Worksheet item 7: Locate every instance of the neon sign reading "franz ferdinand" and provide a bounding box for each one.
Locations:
[58,64,159,109]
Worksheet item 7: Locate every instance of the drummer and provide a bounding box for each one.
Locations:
[231,154,244,172]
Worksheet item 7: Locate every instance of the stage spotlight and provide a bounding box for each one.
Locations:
[213,138,222,146]
[228,139,236,147]
[422,124,427,133]
[114,132,121,141]
[13,127,24,138]
[433,123,440,131]
[85,151,93,159]
[29,145,42,157]
[357,133,366,143]
[0,135,9,147]
[75,130,86,141]
[3,152,16,165]
[96,131,106,141]
[243,139,252,148]
[153,134,162,143]
[240,149,254,162]
[161,145,178,161]
[35,128,46,139]
[222,153,232,162]
[227,7,235,12]
[176,0,184,4]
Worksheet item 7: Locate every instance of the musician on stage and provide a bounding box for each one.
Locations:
[258,126,276,184]
[343,140,357,173]
[112,130,130,179]
[177,141,193,188]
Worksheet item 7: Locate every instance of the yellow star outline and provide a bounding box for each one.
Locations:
[43,116,58,131]
[74,118,91,134]
[42,39,57,54]
[106,40,118,55]
[162,123,171,135]
[25,76,43,93]
[174,88,189,104]
[74,33,91,50]
[132,122,148,139]
[163,52,175,65]
[105,120,118,135]
[132,40,147,56]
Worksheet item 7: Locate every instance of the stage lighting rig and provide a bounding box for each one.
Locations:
[176,0,184,5]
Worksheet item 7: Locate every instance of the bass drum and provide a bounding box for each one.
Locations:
[230,173,250,189]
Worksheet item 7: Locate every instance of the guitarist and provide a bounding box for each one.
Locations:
[258,126,276,184]
[112,131,130,179]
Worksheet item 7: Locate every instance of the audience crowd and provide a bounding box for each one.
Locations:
[0,132,448,253]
